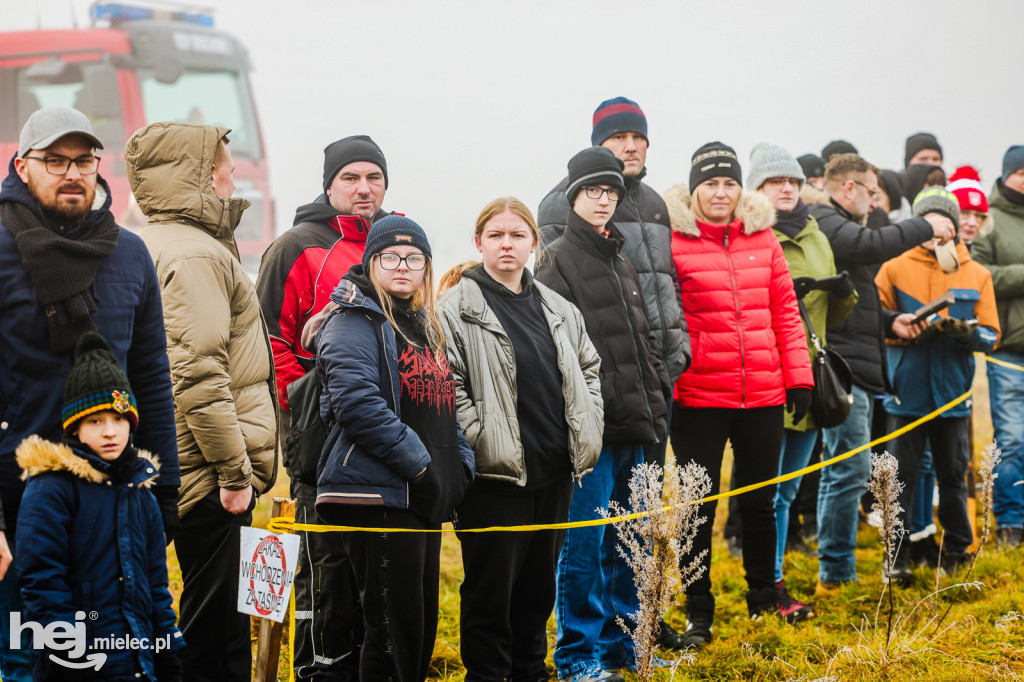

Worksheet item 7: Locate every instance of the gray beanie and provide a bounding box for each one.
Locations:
[912,186,960,228]
[747,142,805,191]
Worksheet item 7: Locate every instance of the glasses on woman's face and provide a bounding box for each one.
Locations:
[377,253,427,270]
[583,186,620,202]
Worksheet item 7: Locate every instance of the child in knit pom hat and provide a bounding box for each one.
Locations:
[874,189,1000,580]
[15,332,184,682]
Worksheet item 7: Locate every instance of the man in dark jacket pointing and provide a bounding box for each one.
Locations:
[808,153,954,591]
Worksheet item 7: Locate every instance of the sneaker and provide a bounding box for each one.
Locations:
[866,510,883,528]
[559,667,625,682]
[996,527,1023,549]
[726,536,742,559]
[774,579,814,623]
[882,553,914,586]
[654,619,688,650]
[909,536,940,568]
[939,549,971,574]
[814,579,852,598]
[682,593,715,649]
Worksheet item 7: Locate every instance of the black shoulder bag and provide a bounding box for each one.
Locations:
[797,299,854,428]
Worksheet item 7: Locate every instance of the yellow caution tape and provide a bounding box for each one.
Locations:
[267,386,975,535]
[978,352,1024,372]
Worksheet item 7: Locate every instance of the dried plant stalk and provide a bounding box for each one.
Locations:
[601,458,711,681]
[868,450,904,656]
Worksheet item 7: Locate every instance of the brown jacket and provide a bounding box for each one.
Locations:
[127,122,278,517]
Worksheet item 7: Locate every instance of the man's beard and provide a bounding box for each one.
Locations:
[28,175,95,224]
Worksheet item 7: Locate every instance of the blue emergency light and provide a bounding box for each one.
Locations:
[90,2,215,27]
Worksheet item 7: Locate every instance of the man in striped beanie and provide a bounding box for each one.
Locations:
[537,102,690,579]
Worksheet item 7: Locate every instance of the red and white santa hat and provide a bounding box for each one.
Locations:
[946,166,989,213]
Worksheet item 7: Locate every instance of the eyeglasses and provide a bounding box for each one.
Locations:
[852,179,880,200]
[376,253,427,270]
[583,186,620,202]
[763,177,803,189]
[23,155,101,176]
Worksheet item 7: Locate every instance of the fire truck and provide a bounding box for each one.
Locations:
[0,2,273,271]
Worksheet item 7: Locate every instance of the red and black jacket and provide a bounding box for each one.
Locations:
[256,198,390,410]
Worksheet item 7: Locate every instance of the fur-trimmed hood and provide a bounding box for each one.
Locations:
[800,183,832,206]
[16,435,160,488]
[662,183,776,238]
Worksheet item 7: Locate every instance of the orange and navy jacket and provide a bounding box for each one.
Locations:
[256,198,390,411]
[875,243,999,418]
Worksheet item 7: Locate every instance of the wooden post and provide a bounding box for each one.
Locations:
[253,497,297,682]
[967,404,979,552]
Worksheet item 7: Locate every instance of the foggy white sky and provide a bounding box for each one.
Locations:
[8,0,1024,274]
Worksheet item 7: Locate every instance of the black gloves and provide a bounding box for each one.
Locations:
[939,317,976,343]
[785,388,813,425]
[830,271,855,299]
[792,271,853,300]
[153,486,180,545]
[792,277,816,300]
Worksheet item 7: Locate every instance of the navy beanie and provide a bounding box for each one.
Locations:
[362,215,432,272]
[1003,145,1024,182]
[689,141,741,190]
[591,97,648,146]
[323,135,388,191]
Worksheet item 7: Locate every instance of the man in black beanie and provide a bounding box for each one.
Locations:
[256,134,395,680]
[905,132,943,168]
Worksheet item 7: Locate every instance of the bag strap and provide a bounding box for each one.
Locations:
[796,298,825,353]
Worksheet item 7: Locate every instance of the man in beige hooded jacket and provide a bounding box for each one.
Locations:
[126,121,279,682]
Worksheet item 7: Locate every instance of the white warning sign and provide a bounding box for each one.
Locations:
[237,526,300,623]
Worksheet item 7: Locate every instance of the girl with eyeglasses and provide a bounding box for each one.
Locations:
[311,215,475,680]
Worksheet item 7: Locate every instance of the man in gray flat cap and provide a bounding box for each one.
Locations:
[0,106,179,681]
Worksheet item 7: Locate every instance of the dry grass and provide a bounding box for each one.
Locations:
[165,361,1024,680]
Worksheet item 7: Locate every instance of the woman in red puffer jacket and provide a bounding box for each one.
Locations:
[663,141,813,649]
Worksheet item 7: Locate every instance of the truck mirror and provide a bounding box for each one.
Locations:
[154,56,184,84]
[24,57,74,81]
[80,64,122,119]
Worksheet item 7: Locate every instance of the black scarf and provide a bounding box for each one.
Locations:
[998,178,1024,207]
[774,200,810,238]
[0,200,119,352]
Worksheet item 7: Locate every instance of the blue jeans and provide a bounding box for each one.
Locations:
[554,444,643,677]
[0,533,34,682]
[774,427,819,582]
[988,350,1024,529]
[910,444,936,537]
[817,384,873,583]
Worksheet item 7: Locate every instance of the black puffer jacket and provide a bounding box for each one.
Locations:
[809,200,933,393]
[536,210,668,446]
[538,171,689,383]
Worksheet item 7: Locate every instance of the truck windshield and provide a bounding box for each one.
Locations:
[15,61,125,152]
[138,68,262,161]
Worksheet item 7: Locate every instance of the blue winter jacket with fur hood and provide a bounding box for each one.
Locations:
[15,435,184,681]
[313,277,475,521]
